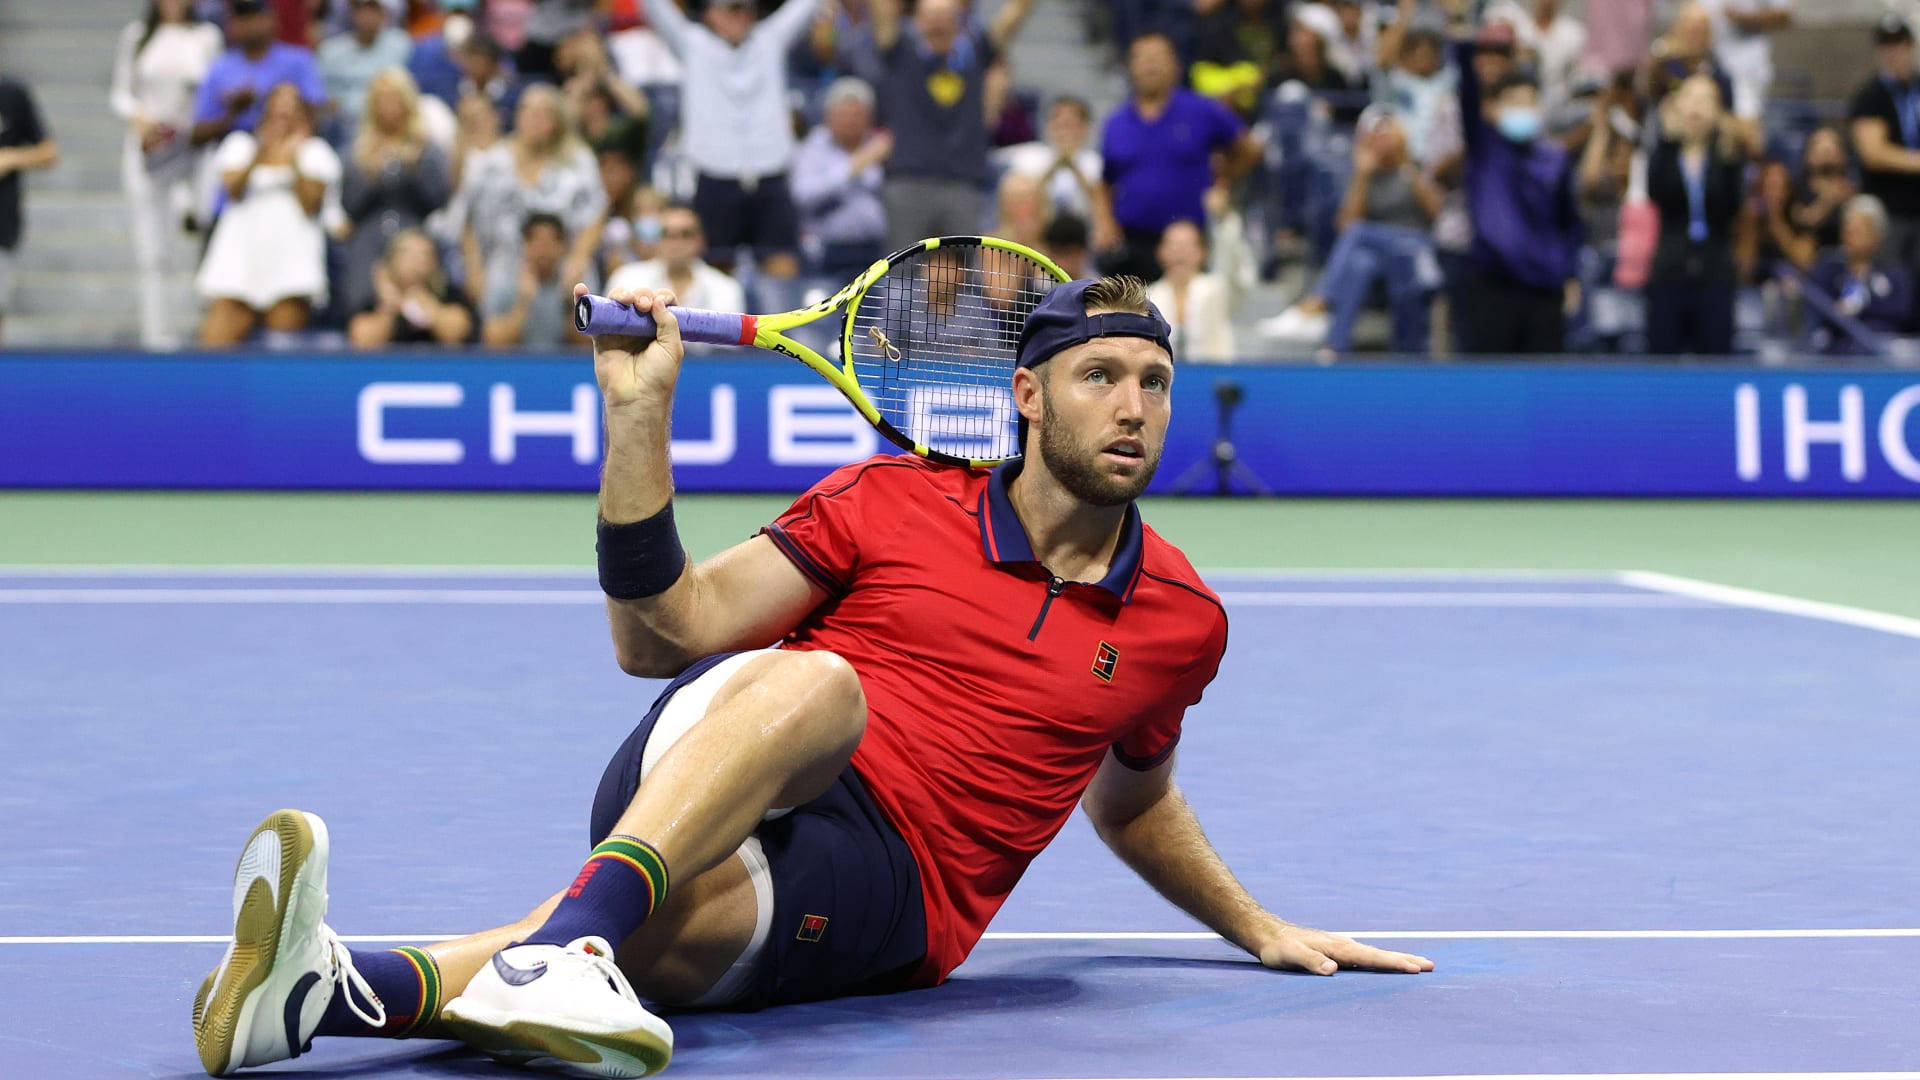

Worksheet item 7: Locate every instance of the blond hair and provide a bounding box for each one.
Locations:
[513,83,586,162]
[1081,275,1151,316]
[353,67,426,173]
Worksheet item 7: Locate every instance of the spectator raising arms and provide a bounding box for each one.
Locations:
[870,0,1039,250]
[643,0,818,279]
[1848,16,1920,269]
[451,84,605,310]
[1097,31,1257,282]
[1700,0,1793,124]
[348,228,476,346]
[1455,42,1581,355]
[191,0,326,149]
[110,0,224,349]
[341,67,452,317]
[482,211,579,346]
[197,83,341,345]
[996,96,1103,221]
[1808,194,1916,354]
[605,202,747,350]
[1645,74,1747,356]
[791,76,891,280]
[318,0,413,138]
[1148,187,1255,363]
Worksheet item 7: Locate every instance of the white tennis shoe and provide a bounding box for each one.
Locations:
[440,936,674,1078]
[192,809,386,1076]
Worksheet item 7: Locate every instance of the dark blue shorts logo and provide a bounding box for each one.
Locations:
[796,914,829,943]
[1092,641,1119,682]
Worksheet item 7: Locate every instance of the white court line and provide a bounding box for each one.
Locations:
[1618,570,1920,642]
[5,928,1918,945]
[0,588,1706,608]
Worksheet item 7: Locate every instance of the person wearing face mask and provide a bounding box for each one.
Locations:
[1848,16,1920,270]
[1452,39,1581,355]
[1644,74,1747,356]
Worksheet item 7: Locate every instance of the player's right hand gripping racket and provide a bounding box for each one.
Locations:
[575,235,1068,467]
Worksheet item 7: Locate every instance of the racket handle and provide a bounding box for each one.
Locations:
[573,294,753,347]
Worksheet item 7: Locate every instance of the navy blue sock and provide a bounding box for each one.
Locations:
[315,946,440,1038]
[524,835,668,949]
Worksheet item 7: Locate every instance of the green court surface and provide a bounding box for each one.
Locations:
[3,492,1917,618]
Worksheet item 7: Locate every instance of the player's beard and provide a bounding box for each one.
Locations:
[1036,383,1161,506]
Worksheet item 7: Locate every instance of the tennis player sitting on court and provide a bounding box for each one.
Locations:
[191,274,1434,1078]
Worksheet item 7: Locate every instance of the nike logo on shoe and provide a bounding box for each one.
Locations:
[283,971,321,1060]
[492,950,549,986]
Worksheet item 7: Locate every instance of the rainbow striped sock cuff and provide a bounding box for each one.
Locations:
[586,836,670,916]
[390,946,441,1037]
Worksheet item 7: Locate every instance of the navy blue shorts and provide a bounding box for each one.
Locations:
[691,172,799,260]
[590,652,927,1009]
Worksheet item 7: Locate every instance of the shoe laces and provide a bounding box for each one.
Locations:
[567,938,640,1005]
[324,926,388,1029]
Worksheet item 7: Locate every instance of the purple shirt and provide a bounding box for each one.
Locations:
[192,42,327,133]
[1456,43,1581,290]
[1101,89,1244,234]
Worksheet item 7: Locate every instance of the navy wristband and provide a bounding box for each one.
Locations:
[597,502,688,600]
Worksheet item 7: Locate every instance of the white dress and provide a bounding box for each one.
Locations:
[196,132,342,308]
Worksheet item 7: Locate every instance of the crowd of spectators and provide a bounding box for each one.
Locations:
[97,0,1920,359]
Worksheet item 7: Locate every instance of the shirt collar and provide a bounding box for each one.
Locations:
[977,460,1146,602]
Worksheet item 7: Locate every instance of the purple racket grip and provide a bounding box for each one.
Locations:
[573,294,752,346]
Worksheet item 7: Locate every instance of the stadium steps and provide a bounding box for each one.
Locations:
[3,0,160,347]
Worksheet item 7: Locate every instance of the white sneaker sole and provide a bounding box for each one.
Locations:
[440,997,673,1079]
[192,809,330,1076]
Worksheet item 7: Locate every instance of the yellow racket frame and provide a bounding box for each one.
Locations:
[745,235,1069,468]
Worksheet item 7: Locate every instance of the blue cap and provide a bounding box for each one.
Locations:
[1016,279,1173,370]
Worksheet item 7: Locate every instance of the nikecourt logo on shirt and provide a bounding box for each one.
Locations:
[1092,641,1120,683]
[795,914,829,943]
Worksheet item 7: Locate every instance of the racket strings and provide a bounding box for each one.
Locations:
[848,245,1059,462]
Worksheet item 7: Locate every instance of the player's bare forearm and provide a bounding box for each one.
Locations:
[1085,754,1433,975]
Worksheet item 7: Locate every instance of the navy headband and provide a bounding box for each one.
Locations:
[1016,279,1174,370]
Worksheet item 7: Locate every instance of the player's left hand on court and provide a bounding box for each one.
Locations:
[1256,924,1433,975]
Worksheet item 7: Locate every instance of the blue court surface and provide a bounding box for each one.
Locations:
[2,568,1917,1078]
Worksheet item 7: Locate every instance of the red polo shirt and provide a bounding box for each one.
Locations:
[761,454,1229,985]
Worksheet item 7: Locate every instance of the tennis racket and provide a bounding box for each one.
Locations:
[576,235,1068,467]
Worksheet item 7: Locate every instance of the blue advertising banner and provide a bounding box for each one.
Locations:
[2,353,1918,496]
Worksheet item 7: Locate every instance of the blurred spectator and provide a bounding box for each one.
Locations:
[607,2,685,88]
[1700,0,1792,123]
[1270,5,1355,110]
[449,89,503,189]
[1645,4,1734,119]
[197,83,340,344]
[1808,195,1916,354]
[451,84,605,310]
[455,34,528,131]
[1148,190,1254,362]
[605,202,748,341]
[318,0,413,137]
[996,97,1102,220]
[1848,16,1920,269]
[348,228,477,345]
[1375,3,1458,167]
[1754,157,1815,274]
[994,172,1050,252]
[1582,0,1654,78]
[341,68,452,316]
[192,0,327,148]
[408,0,481,106]
[1455,46,1581,355]
[870,0,1039,250]
[1321,0,1378,87]
[1575,72,1640,258]
[558,28,650,162]
[593,144,647,278]
[1040,213,1092,278]
[1482,0,1583,112]
[1791,126,1853,253]
[519,0,600,80]
[268,0,315,47]
[791,76,891,279]
[643,0,818,280]
[1097,31,1256,282]
[481,211,577,346]
[112,0,225,349]
[0,72,55,344]
[1262,107,1440,356]
[1645,75,1747,356]
[1189,0,1290,117]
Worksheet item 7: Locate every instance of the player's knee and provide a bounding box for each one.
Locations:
[788,649,866,749]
